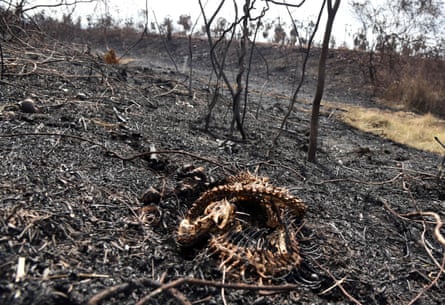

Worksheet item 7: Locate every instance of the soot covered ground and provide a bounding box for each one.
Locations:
[0,36,444,305]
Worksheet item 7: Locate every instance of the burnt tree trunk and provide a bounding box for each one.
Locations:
[231,0,250,140]
[307,0,341,162]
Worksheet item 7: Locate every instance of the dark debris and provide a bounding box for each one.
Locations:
[0,36,444,305]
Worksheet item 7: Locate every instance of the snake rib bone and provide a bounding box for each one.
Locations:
[176,172,307,278]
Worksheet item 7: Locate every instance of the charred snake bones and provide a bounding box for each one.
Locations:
[176,172,307,279]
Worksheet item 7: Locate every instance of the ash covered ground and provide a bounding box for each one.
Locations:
[0,35,444,305]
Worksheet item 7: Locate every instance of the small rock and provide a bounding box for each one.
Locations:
[20,99,39,113]
[76,92,88,100]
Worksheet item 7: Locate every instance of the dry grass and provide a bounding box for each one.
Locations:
[375,55,445,118]
[383,78,445,116]
[340,106,445,154]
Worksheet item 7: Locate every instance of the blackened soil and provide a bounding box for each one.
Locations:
[0,35,444,305]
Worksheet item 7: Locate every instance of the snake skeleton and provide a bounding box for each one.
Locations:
[176,172,307,278]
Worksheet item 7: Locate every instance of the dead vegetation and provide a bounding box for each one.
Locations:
[1,7,445,305]
[340,107,445,154]
[376,55,445,118]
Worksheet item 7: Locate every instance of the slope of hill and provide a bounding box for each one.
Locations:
[0,33,444,305]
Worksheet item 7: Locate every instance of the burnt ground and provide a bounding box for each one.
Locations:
[0,34,444,305]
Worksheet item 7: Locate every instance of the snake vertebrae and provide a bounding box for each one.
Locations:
[176,172,307,278]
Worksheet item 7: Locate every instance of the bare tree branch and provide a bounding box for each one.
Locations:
[151,10,179,72]
[20,0,97,13]
[269,0,325,154]
[263,0,306,8]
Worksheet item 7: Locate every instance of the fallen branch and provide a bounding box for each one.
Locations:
[407,247,445,305]
[136,276,302,305]
[403,211,444,247]
[314,261,363,305]
[87,276,301,305]
[381,198,445,305]
[153,84,179,98]
[382,200,445,248]
[404,221,445,305]
[318,172,404,186]
[87,279,157,305]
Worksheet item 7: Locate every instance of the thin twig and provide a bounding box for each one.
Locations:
[319,276,347,294]
[401,211,445,248]
[406,253,445,305]
[381,198,445,305]
[268,0,325,155]
[154,84,179,98]
[314,261,363,305]
[419,222,445,274]
[136,276,300,304]
[89,275,303,305]
[221,267,227,305]
[88,282,134,305]
[382,199,445,248]
[87,278,191,305]
[318,172,404,185]
[151,10,178,73]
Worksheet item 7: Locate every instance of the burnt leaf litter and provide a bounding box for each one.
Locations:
[0,33,444,305]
